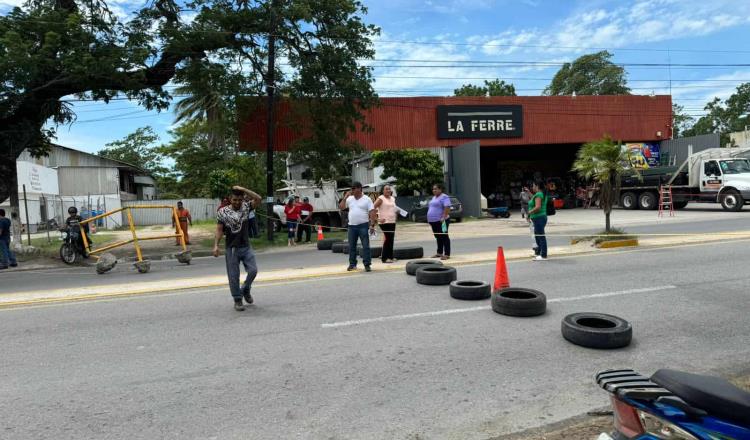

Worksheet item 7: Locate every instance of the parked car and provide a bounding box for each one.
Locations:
[409,196,463,222]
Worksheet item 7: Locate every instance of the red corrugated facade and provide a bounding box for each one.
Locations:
[239,95,672,151]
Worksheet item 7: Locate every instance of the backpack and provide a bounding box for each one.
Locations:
[545,194,556,216]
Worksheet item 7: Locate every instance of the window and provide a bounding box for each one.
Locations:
[719,159,750,175]
[704,161,721,176]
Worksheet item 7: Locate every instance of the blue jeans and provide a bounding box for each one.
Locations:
[224,246,258,300]
[0,238,17,267]
[347,223,371,268]
[531,216,548,258]
[287,220,297,239]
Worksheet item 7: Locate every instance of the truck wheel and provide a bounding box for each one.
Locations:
[673,201,688,210]
[720,190,744,212]
[620,192,638,210]
[638,192,658,210]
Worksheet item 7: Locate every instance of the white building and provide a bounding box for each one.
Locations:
[2,144,156,232]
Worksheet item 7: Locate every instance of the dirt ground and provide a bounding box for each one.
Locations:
[506,372,750,440]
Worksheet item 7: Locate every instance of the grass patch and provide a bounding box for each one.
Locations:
[571,228,638,245]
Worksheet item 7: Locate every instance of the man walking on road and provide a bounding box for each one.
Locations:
[0,209,18,269]
[339,181,376,272]
[214,186,262,311]
[173,201,192,245]
[296,196,314,243]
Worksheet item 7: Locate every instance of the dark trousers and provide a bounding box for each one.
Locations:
[532,216,548,258]
[224,246,258,300]
[429,220,451,256]
[248,216,259,238]
[296,220,311,242]
[0,238,17,267]
[379,223,396,261]
[347,223,371,267]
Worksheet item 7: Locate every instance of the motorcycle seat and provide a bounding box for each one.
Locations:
[651,369,750,426]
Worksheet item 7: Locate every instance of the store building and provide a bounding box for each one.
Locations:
[240,95,672,216]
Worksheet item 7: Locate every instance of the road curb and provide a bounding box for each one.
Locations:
[3,234,750,309]
[596,239,639,249]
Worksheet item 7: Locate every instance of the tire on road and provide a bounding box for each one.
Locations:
[638,191,658,210]
[449,280,491,300]
[405,259,443,275]
[357,246,383,259]
[317,239,342,251]
[491,287,547,317]
[416,265,457,285]
[561,312,632,349]
[620,192,638,210]
[720,189,744,212]
[394,246,424,260]
[331,242,349,254]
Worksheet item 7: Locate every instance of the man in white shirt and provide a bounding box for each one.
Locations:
[338,181,376,272]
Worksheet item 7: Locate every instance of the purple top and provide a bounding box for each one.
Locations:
[427,194,451,222]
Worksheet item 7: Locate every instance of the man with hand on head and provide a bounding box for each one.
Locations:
[214,186,263,311]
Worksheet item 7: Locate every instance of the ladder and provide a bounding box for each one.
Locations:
[658,185,674,217]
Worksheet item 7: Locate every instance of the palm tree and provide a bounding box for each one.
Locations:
[572,136,634,232]
[173,82,227,151]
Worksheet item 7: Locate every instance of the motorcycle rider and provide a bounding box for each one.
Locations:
[62,206,91,256]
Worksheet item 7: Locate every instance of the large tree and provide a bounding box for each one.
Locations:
[672,103,694,138]
[544,51,630,96]
[98,126,166,174]
[371,149,444,195]
[683,83,750,146]
[454,79,516,97]
[0,0,378,242]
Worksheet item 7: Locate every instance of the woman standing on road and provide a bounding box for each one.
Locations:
[284,197,301,246]
[528,179,548,261]
[427,183,452,260]
[374,185,397,263]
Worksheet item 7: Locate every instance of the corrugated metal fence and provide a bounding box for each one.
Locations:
[660,134,719,165]
[122,199,220,226]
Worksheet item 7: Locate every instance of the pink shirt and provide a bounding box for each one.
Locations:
[377,195,397,224]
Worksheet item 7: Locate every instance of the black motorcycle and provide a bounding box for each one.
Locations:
[59,225,89,264]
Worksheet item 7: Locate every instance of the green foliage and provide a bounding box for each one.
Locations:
[0,0,380,204]
[98,127,165,174]
[672,104,694,138]
[545,51,630,96]
[682,83,750,145]
[454,79,516,97]
[572,136,634,232]
[371,149,444,195]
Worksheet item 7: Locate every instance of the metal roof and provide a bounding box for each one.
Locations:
[239,95,673,151]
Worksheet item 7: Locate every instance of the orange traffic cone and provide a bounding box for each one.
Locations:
[317,224,324,241]
[493,246,510,291]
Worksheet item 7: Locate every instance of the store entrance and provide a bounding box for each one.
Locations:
[479,143,581,208]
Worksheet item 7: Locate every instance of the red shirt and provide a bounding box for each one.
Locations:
[284,204,301,221]
[299,202,314,220]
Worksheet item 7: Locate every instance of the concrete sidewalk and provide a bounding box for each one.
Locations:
[3,229,750,308]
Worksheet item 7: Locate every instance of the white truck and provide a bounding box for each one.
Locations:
[619,147,750,212]
[272,180,346,230]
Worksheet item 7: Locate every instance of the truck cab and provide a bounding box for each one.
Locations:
[702,158,750,211]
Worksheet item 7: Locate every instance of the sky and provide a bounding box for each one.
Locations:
[3,0,750,154]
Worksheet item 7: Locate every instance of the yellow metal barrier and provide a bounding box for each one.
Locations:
[78,205,187,262]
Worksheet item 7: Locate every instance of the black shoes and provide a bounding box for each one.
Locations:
[234,299,245,311]
[365,265,372,272]
[242,287,254,305]
[347,266,356,271]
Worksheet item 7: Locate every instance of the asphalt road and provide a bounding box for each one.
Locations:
[3,214,750,295]
[1,240,749,439]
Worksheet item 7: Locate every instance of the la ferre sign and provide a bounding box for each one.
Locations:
[437,105,523,139]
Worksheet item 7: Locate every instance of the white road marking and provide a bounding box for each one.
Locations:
[321,285,677,328]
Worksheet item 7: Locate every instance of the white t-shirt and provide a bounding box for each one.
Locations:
[346,195,374,226]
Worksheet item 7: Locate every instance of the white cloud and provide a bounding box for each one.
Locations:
[0,0,24,8]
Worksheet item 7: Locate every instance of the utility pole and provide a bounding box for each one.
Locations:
[265,0,279,242]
